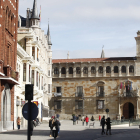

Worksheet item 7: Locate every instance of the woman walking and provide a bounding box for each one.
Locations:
[85,116,89,126]
[17,117,21,130]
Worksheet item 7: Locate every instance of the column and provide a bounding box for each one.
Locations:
[35,46,37,63]
[118,98,121,120]
[136,99,139,119]
[66,64,69,78]
[26,63,29,83]
[134,61,137,76]
[59,65,61,78]
[73,65,76,77]
[96,64,98,77]
[126,65,129,76]
[52,68,54,77]
[119,64,121,77]
[88,66,91,77]
[34,70,36,87]
[111,64,114,77]
[40,74,41,90]
[30,66,32,83]
[81,67,83,77]
[38,72,39,89]
[103,65,106,77]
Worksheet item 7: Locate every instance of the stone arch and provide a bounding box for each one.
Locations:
[1,84,12,130]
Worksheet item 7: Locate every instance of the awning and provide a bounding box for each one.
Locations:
[0,76,20,85]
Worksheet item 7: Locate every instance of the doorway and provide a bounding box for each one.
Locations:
[123,102,134,119]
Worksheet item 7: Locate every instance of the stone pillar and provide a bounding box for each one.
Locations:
[34,70,36,87]
[119,64,121,77]
[38,72,39,88]
[26,63,29,83]
[96,64,98,77]
[134,61,137,76]
[81,67,83,77]
[111,65,114,77]
[126,65,129,76]
[52,68,54,77]
[103,65,106,77]
[35,46,37,63]
[59,65,61,78]
[66,64,69,78]
[88,66,91,77]
[40,74,41,90]
[73,65,76,77]
[30,65,32,83]
[136,99,139,119]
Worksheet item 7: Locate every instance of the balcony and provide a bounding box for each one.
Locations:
[122,92,138,97]
[75,92,84,97]
[54,93,62,97]
[96,92,105,97]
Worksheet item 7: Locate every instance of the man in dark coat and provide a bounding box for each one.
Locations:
[73,115,76,125]
[53,118,61,138]
[106,117,112,135]
[101,116,105,135]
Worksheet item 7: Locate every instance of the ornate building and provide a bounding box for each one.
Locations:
[0,0,19,131]
[15,0,52,128]
[50,31,140,120]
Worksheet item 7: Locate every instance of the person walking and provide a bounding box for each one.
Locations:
[101,116,105,135]
[106,117,112,135]
[91,115,94,121]
[54,118,61,137]
[73,115,76,125]
[17,117,21,130]
[85,116,89,126]
[76,115,79,124]
[82,115,85,126]
[56,114,60,119]
[49,116,54,137]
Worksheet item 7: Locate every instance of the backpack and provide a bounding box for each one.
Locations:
[49,119,53,127]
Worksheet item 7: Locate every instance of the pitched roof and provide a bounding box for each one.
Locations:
[52,57,136,64]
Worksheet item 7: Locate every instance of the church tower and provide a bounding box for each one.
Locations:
[47,24,52,48]
[101,46,105,58]
[135,31,140,57]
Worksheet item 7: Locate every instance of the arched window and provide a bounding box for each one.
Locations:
[61,67,66,74]
[114,66,118,73]
[83,67,88,74]
[121,66,126,73]
[98,66,103,73]
[106,66,111,73]
[54,67,59,74]
[69,67,73,74]
[129,65,134,73]
[76,67,80,74]
[91,66,96,74]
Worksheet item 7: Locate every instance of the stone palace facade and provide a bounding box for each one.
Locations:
[50,31,140,120]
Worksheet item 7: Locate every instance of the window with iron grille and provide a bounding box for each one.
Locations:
[56,87,61,93]
[91,66,96,74]
[61,67,66,74]
[129,65,134,73]
[97,100,104,109]
[98,66,103,73]
[77,86,83,97]
[121,66,126,73]
[83,67,88,74]
[54,101,61,109]
[23,63,26,81]
[76,67,80,74]
[106,66,111,73]
[114,66,118,73]
[69,67,73,74]
[48,70,50,76]
[54,67,59,74]
[75,101,83,109]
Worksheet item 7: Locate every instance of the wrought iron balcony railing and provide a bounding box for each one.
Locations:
[54,93,62,97]
[96,92,105,97]
[75,92,84,97]
[122,92,137,97]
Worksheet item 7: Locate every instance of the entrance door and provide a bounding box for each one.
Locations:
[123,102,134,119]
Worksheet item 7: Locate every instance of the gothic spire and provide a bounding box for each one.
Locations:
[101,46,105,58]
[31,0,39,19]
[47,24,52,45]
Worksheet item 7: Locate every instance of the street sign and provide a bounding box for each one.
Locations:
[106,109,109,113]
[22,102,38,120]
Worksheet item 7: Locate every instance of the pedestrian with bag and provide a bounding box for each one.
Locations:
[49,116,54,137]
[82,115,85,126]
[85,116,89,126]
[73,114,76,125]
[17,117,21,130]
[101,116,105,135]
[53,118,61,138]
[106,117,112,135]
[76,115,79,124]
[91,115,95,121]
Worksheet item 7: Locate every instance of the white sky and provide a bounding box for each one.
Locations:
[19,0,140,59]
